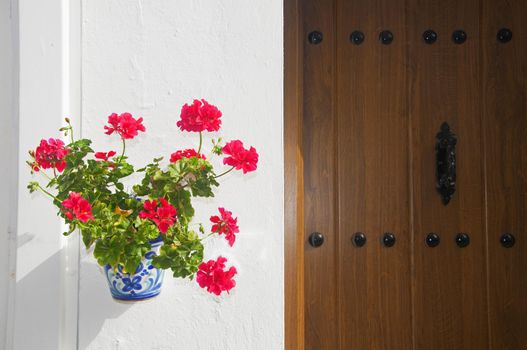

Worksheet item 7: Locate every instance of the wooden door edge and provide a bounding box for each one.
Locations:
[284,0,305,349]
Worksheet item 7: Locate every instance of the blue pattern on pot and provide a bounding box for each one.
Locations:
[104,237,165,301]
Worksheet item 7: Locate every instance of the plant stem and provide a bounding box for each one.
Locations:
[66,119,75,144]
[27,163,53,181]
[197,132,203,154]
[37,184,60,202]
[214,166,235,179]
[120,138,126,162]
[40,171,53,181]
[200,232,215,242]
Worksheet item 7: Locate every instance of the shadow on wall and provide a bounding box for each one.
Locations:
[15,250,62,350]
[15,249,130,350]
[78,257,133,349]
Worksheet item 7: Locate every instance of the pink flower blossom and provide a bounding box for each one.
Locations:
[196,256,237,295]
[210,207,239,246]
[33,138,69,173]
[104,112,145,140]
[222,140,259,174]
[62,192,94,222]
[177,99,222,132]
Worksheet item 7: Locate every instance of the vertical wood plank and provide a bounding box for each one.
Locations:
[337,0,413,349]
[285,0,305,348]
[408,1,489,348]
[482,1,527,348]
[302,0,339,348]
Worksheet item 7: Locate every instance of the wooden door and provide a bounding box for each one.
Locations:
[408,1,488,349]
[289,0,527,349]
[336,1,412,349]
[483,1,527,348]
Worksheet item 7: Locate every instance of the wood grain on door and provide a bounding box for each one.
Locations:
[287,0,527,348]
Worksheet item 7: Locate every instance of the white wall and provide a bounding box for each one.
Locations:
[0,0,18,348]
[10,1,81,349]
[16,2,62,347]
[81,1,284,350]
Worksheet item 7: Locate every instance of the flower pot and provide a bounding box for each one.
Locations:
[104,236,165,301]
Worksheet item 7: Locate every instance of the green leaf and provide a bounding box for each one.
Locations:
[123,255,142,274]
[81,228,93,247]
[28,181,39,193]
[212,138,223,155]
[151,228,204,279]
[94,236,126,267]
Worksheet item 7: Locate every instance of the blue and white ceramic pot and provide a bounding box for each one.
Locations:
[104,236,165,301]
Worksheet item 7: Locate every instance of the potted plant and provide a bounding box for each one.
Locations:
[27,99,258,301]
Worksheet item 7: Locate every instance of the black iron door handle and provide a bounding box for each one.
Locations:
[436,122,457,205]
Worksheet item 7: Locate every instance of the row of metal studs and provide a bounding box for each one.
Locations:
[308,28,513,45]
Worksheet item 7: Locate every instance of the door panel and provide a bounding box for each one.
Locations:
[408,1,489,349]
[297,0,526,348]
[337,0,412,349]
[303,0,339,348]
[483,1,527,348]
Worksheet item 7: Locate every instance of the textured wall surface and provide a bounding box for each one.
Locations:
[12,1,73,349]
[0,0,15,347]
[81,1,284,349]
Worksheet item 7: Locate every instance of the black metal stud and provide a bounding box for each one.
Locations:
[382,233,396,247]
[352,232,367,247]
[423,30,438,44]
[426,233,440,247]
[500,233,515,248]
[455,233,470,248]
[350,31,365,45]
[497,28,513,43]
[452,30,467,44]
[308,31,323,45]
[308,232,324,247]
[379,30,394,45]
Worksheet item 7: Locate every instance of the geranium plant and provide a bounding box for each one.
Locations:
[27,99,258,296]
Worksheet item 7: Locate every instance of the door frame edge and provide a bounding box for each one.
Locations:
[284,0,305,349]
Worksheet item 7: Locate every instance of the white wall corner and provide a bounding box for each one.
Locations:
[13,0,81,349]
[1,0,19,349]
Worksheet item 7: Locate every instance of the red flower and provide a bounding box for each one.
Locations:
[177,99,222,132]
[222,140,259,174]
[104,112,146,139]
[95,151,117,161]
[169,149,206,163]
[62,192,94,222]
[210,207,239,247]
[196,256,237,295]
[139,198,177,233]
[33,138,69,173]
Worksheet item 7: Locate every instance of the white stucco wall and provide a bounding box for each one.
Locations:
[12,1,80,349]
[0,0,17,347]
[81,1,284,349]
